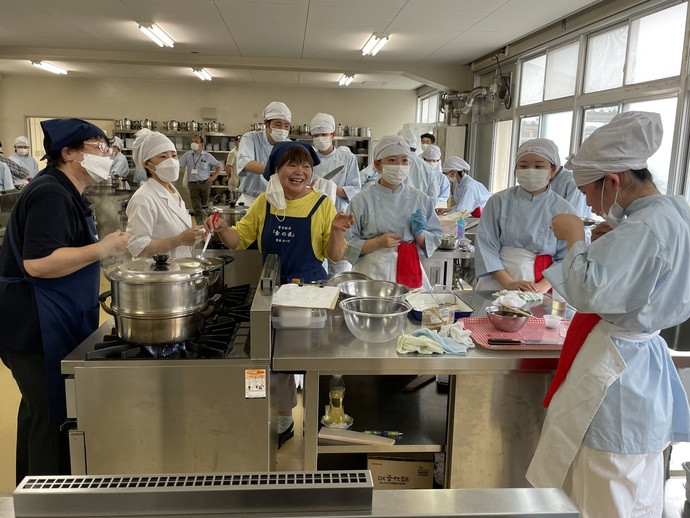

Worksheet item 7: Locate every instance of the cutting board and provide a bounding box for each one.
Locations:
[463,317,564,350]
[318,427,395,445]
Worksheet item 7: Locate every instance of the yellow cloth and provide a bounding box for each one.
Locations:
[233,191,337,261]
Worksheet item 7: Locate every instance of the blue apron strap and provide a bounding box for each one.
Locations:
[308,195,327,217]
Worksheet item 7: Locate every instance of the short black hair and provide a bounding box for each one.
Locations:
[193,134,204,144]
[421,133,435,143]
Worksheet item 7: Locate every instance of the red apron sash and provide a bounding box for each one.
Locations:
[396,242,423,288]
[534,254,553,283]
[543,312,603,407]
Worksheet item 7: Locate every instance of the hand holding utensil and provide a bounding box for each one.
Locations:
[201,211,219,256]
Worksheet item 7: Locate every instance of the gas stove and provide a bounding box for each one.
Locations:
[86,284,253,360]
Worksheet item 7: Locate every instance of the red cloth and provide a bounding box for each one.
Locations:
[471,206,482,218]
[534,254,553,283]
[396,242,423,288]
[543,312,602,407]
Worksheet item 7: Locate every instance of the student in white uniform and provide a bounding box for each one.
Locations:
[9,136,39,178]
[420,144,450,207]
[345,135,442,289]
[474,139,575,292]
[109,137,130,180]
[0,161,15,191]
[527,111,690,518]
[436,156,490,216]
[236,101,292,206]
[126,129,206,259]
[309,113,361,275]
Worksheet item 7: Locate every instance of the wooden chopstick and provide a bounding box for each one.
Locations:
[498,302,534,318]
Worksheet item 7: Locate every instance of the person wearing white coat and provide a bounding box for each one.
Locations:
[0,161,15,191]
[420,144,450,207]
[126,130,205,259]
[527,111,690,518]
[345,135,442,289]
[109,137,130,179]
[9,136,39,178]
[436,156,491,216]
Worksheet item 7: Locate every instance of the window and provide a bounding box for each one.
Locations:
[584,26,628,93]
[626,3,687,84]
[582,106,619,142]
[544,42,579,100]
[541,111,573,165]
[519,55,546,106]
[519,116,540,144]
[491,120,514,192]
[624,97,677,194]
[417,94,439,124]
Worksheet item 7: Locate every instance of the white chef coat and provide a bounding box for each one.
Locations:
[110,152,130,178]
[474,186,575,283]
[448,173,491,214]
[549,168,592,219]
[359,155,440,201]
[8,153,39,178]
[313,146,361,213]
[528,194,690,490]
[125,178,194,259]
[0,162,14,191]
[237,130,273,200]
[345,182,442,288]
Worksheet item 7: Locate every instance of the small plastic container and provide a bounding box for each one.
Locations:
[543,314,563,329]
[457,219,465,239]
[271,308,327,329]
[559,319,571,337]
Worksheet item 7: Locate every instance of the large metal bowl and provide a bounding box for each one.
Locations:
[338,280,410,302]
[340,297,411,343]
[327,271,371,287]
[485,305,528,332]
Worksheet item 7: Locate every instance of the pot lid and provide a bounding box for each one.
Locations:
[106,255,206,283]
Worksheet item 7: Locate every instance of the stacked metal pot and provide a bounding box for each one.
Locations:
[99,254,231,345]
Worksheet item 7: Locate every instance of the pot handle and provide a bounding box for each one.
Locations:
[98,291,117,316]
[218,255,236,265]
[201,294,222,318]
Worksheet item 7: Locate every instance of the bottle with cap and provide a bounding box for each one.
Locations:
[457,218,465,239]
[327,375,346,425]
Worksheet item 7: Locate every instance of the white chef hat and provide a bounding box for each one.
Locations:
[132,129,175,170]
[396,129,419,150]
[263,101,292,123]
[310,113,335,134]
[421,144,441,161]
[516,138,561,168]
[111,136,124,150]
[442,156,470,173]
[570,111,663,187]
[14,136,30,147]
[373,135,410,161]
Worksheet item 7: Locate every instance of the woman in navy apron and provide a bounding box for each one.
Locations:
[205,141,354,447]
[0,119,129,484]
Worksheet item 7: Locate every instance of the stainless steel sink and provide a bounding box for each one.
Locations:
[661,320,690,351]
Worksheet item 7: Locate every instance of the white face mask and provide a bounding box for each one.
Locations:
[270,128,290,142]
[312,136,332,152]
[191,142,200,152]
[516,168,550,192]
[265,174,286,210]
[152,158,180,182]
[17,148,30,156]
[380,164,410,185]
[600,181,624,228]
[421,143,430,151]
[80,152,113,183]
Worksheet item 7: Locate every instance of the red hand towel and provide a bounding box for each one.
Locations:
[534,254,553,283]
[543,312,602,407]
[396,242,423,288]
[471,206,482,218]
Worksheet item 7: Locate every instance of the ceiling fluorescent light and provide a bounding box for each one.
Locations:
[361,33,389,56]
[138,22,175,48]
[31,61,67,75]
[338,74,354,86]
[370,35,390,56]
[193,68,213,81]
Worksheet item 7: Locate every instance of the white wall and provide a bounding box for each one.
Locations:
[0,76,417,146]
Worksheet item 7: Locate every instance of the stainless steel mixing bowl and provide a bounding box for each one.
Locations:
[327,271,371,287]
[485,305,529,332]
[340,297,412,343]
[338,280,410,301]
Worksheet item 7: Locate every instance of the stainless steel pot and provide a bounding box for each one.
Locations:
[195,255,235,296]
[187,121,200,132]
[211,204,248,227]
[300,124,310,134]
[101,255,220,344]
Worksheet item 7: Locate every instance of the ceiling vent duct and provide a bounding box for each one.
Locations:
[13,471,374,517]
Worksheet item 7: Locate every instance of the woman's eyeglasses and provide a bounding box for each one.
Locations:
[83,141,110,154]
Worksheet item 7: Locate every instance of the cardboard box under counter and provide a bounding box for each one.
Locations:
[367,454,434,490]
